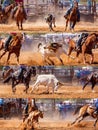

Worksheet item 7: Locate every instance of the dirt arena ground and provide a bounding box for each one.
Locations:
[0,119,98,130]
[1,49,98,66]
[0,83,98,98]
[0,21,98,33]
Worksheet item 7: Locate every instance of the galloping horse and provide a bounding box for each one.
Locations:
[64,6,78,31]
[82,71,98,91]
[3,67,36,94]
[72,104,98,127]
[0,33,23,64]
[0,3,15,23]
[14,4,27,30]
[68,33,98,64]
[45,14,56,31]
[20,110,43,130]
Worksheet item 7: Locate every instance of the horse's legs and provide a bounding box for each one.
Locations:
[12,78,16,94]
[15,52,20,65]
[94,118,98,127]
[65,19,68,31]
[24,83,29,94]
[76,52,80,63]
[45,57,54,65]
[53,18,56,27]
[78,116,85,123]
[90,53,94,64]
[6,52,11,64]
[67,47,73,62]
[82,80,89,90]
[0,51,6,59]
[71,21,76,31]
[71,115,82,125]
[16,19,20,30]
[49,22,53,31]
[91,81,96,91]
[20,19,23,30]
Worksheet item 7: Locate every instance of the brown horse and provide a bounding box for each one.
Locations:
[72,104,98,127]
[0,3,15,23]
[64,6,78,31]
[0,101,16,119]
[0,33,23,64]
[20,110,43,130]
[14,4,27,30]
[68,33,98,64]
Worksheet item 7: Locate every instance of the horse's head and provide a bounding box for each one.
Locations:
[71,6,77,15]
[27,67,36,76]
[34,110,44,119]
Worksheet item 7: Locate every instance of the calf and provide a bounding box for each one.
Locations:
[31,74,62,94]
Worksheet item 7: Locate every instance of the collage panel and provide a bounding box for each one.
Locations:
[0,65,98,98]
[0,98,98,130]
[0,0,97,32]
[0,32,98,65]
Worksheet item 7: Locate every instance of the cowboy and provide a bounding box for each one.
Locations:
[76,32,89,51]
[12,0,27,20]
[2,66,10,78]
[64,0,80,22]
[4,32,17,51]
[0,98,4,107]
[94,99,98,114]
[2,0,11,13]
[16,65,26,82]
[23,99,38,122]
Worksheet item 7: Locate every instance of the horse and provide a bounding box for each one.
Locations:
[0,33,23,64]
[0,101,16,119]
[68,33,98,64]
[72,104,98,127]
[20,110,43,130]
[2,67,14,79]
[0,3,15,23]
[22,101,38,122]
[82,71,98,91]
[45,14,56,31]
[3,66,36,94]
[38,42,69,65]
[64,6,79,31]
[14,4,27,30]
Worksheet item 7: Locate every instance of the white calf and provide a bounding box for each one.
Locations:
[31,74,62,93]
[38,43,68,65]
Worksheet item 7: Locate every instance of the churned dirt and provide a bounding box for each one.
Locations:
[0,119,98,130]
[0,83,98,98]
[0,50,98,66]
[0,21,97,33]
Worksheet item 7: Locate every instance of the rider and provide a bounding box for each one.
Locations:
[64,0,80,22]
[2,66,10,78]
[0,98,4,107]
[4,32,17,51]
[12,0,27,20]
[16,65,26,82]
[76,32,89,51]
[94,99,98,114]
[2,0,11,13]
[23,99,38,122]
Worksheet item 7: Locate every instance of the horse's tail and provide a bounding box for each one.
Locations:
[3,75,12,83]
[38,43,42,49]
[73,106,82,115]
